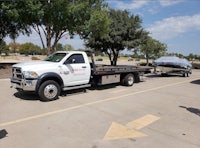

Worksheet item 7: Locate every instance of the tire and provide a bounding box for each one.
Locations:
[123,74,134,86]
[161,73,167,77]
[38,80,61,101]
[134,72,140,83]
[184,72,189,77]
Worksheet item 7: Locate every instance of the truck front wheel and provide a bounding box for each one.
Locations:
[38,80,61,101]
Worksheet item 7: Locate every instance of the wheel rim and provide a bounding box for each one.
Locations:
[128,76,134,85]
[44,84,58,99]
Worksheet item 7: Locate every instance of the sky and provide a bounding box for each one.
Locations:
[5,0,200,56]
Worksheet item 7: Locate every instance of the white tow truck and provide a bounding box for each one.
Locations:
[11,51,151,101]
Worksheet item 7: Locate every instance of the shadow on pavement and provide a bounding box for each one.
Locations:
[190,79,200,85]
[145,74,162,78]
[146,74,184,78]
[14,92,39,101]
[0,129,8,139]
[179,106,200,116]
[61,88,87,97]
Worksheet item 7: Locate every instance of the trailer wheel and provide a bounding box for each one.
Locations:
[38,80,61,101]
[183,72,189,77]
[124,74,134,86]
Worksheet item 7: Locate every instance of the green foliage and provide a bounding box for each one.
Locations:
[34,0,106,54]
[8,42,20,53]
[0,0,41,40]
[0,1,19,40]
[1,0,184,62]
[166,52,184,58]
[55,43,64,51]
[187,53,200,60]
[0,40,9,55]
[87,10,111,39]
[63,44,74,51]
[166,52,200,61]
[1,0,106,54]
[140,36,167,65]
[55,43,75,51]
[19,42,42,55]
[86,9,144,65]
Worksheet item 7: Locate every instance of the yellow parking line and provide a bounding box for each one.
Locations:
[126,114,160,130]
[103,114,160,140]
[0,78,195,127]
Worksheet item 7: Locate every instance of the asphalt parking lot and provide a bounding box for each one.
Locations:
[0,70,200,148]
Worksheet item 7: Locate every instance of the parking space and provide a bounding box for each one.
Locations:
[0,70,200,148]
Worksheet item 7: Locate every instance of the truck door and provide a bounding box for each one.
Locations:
[61,54,91,86]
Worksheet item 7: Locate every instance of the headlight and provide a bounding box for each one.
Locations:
[23,71,38,79]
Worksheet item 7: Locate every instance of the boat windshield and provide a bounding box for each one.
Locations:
[44,53,67,62]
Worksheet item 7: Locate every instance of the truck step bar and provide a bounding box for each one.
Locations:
[62,84,91,91]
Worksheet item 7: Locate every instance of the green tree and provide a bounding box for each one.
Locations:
[55,43,64,51]
[19,42,41,55]
[26,0,106,54]
[0,1,19,40]
[86,9,144,65]
[0,1,36,41]
[63,44,74,51]
[1,0,107,55]
[166,52,184,58]
[140,35,167,65]
[0,40,9,55]
[188,53,195,60]
[8,42,20,53]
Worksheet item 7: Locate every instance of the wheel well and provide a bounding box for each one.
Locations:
[36,76,63,92]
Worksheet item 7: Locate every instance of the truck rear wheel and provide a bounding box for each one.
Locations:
[38,80,61,101]
[123,74,134,86]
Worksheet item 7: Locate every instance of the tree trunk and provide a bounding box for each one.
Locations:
[46,24,51,55]
[112,49,119,66]
[105,49,119,66]
[146,53,149,66]
[106,49,113,65]
[13,39,16,53]
[36,25,45,50]
[52,31,64,52]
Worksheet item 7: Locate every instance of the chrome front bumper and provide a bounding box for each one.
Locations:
[11,78,38,91]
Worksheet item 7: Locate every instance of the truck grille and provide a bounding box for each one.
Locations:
[12,67,23,80]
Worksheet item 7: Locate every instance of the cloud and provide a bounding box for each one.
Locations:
[107,0,149,10]
[147,13,200,40]
[158,0,184,7]
[147,7,159,15]
[108,0,183,10]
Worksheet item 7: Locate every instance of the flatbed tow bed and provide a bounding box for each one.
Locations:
[93,65,150,74]
[90,58,151,85]
[89,52,151,76]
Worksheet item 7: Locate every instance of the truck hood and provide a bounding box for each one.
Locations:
[13,61,60,71]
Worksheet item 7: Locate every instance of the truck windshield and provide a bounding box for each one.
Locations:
[44,53,67,62]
